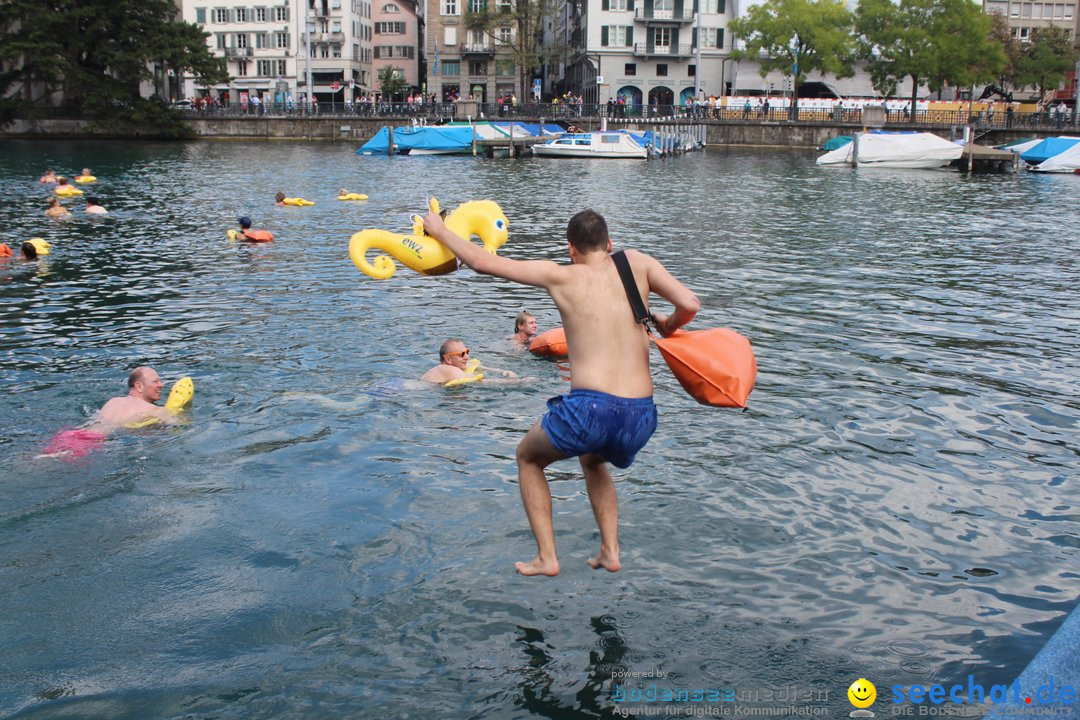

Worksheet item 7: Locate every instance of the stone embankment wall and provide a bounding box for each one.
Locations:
[1,115,1043,148]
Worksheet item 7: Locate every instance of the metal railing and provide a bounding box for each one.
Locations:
[634,7,695,21]
[170,100,1074,130]
[632,43,693,57]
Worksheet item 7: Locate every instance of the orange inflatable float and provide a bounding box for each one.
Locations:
[529,327,568,357]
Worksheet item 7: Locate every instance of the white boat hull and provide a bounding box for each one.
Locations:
[532,132,648,159]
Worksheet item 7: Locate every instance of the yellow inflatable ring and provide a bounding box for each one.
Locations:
[349,197,509,280]
[338,193,368,201]
[444,358,483,387]
[75,175,97,183]
[27,238,51,256]
[283,197,314,206]
[54,186,83,196]
[125,377,195,428]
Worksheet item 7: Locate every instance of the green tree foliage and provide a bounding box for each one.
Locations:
[1016,25,1077,99]
[855,0,1003,117]
[379,66,407,101]
[0,0,228,135]
[729,0,857,119]
[465,0,568,101]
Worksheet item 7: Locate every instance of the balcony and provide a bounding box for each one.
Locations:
[632,42,693,57]
[634,7,694,22]
[461,43,495,55]
[224,47,254,57]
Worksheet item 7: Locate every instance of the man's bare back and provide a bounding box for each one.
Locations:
[93,395,175,429]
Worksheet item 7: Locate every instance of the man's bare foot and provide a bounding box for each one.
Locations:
[587,548,621,572]
[515,555,560,576]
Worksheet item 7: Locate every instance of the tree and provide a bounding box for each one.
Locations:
[986,12,1022,94]
[0,0,228,135]
[464,0,569,101]
[856,0,1003,118]
[379,66,407,102]
[729,0,857,120]
[1016,25,1077,100]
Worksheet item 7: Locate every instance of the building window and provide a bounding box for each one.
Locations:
[443,60,460,75]
[216,33,227,48]
[496,26,513,44]
[443,0,458,14]
[688,63,695,76]
[470,0,486,11]
[258,60,272,75]
[236,33,249,47]
[653,27,670,47]
[236,60,249,76]
[214,8,229,22]
[376,21,406,33]
[256,32,267,48]
[277,60,287,74]
[275,31,289,47]
[698,27,723,48]
[332,0,343,8]
[496,59,515,75]
[624,62,636,75]
[498,0,512,11]
[236,7,248,22]
[332,20,342,32]
[468,60,487,75]
[255,7,267,21]
[383,2,399,9]
[701,0,724,11]
[607,0,629,9]
[469,28,485,44]
[445,26,457,44]
[196,7,207,23]
[333,44,342,57]
[602,25,631,46]
[656,63,668,76]
[274,6,289,21]
[353,43,359,57]
[321,45,330,57]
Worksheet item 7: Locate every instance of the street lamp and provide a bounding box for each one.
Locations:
[789,34,799,121]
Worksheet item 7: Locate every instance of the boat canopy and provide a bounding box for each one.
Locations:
[817,132,962,167]
[357,126,474,154]
[1020,136,1080,165]
[1030,141,1080,172]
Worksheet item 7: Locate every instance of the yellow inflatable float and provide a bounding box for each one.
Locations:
[54,184,83,196]
[349,197,509,280]
[126,377,195,428]
[444,358,483,387]
[75,175,96,184]
[27,238,51,256]
[284,198,314,206]
[338,190,368,201]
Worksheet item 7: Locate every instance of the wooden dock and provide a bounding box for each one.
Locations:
[954,143,1020,173]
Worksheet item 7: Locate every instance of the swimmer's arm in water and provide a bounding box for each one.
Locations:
[475,363,517,378]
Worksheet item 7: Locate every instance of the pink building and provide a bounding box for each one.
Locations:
[372,0,421,96]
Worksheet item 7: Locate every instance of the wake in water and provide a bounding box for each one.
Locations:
[281,378,432,410]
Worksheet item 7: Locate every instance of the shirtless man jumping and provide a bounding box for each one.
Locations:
[424,207,699,576]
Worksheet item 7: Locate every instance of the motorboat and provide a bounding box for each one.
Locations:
[816,131,963,169]
[532,131,648,159]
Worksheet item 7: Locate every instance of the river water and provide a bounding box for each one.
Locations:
[0,140,1077,719]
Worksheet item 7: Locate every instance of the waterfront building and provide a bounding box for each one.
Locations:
[178,0,377,105]
[373,0,423,97]
[423,0,522,102]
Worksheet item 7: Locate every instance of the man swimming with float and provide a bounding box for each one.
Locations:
[420,339,518,385]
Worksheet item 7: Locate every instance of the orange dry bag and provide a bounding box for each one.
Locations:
[612,250,757,408]
[243,229,274,242]
[529,327,568,357]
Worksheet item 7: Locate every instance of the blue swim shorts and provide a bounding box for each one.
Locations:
[540,389,658,469]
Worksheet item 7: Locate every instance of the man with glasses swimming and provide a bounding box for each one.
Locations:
[420,339,518,384]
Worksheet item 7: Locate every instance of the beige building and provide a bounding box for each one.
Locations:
[424,0,520,102]
[983,0,1077,41]
[179,0,376,105]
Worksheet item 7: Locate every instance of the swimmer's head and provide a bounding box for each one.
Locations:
[275,192,286,203]
[86,197,100,206]
[20,241,37,260]
[566,209,610,254]
[238,216,252,229]
[514,310,537,336]
[338,188,348,195]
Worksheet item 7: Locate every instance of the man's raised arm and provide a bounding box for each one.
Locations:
[423,208,561,288]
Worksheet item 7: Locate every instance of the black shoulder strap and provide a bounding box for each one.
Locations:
[612,250,653,331]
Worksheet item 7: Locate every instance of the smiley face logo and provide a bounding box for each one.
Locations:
[848,678,877,709]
